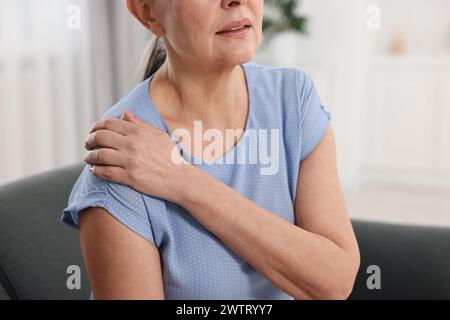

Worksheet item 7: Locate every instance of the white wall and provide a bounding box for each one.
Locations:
[370,0,450,55]
[255,0,450,226]
[255,0,370,194]
[0,0,149,185]
[2,0,449,225]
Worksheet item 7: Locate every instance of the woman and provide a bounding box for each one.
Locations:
[61,0,360,300]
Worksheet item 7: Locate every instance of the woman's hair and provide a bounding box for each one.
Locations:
[140,35,166,81]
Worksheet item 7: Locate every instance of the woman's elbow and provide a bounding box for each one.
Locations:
[328,251,361,300]
[310,251,361,300]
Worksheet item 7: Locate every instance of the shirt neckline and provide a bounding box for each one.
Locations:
[142,62,254,167]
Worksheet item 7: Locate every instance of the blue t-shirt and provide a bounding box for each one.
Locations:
[61,61,331,300]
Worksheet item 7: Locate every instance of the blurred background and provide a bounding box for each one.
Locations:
[0,0,449,227]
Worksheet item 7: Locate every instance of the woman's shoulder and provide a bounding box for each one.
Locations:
[245,61,308,79]
[61,163,165,246]
[244,61,298,72]
[60,79,167,236]
[244,61,313,95]
[99,78,164,131]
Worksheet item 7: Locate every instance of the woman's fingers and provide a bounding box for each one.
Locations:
[84,148,127,167]
[85,129,128,151]
[89,165,128,185]
[123,110,148,126]
[89,118,138,135]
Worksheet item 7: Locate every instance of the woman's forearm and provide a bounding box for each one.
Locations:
[83,114,357,299]
[175,165,357,300]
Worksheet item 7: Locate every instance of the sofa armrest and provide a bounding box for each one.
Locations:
[349,219,450,299]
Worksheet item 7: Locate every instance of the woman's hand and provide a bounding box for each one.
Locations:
[83,109,191,203]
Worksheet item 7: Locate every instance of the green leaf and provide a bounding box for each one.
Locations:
[262,0,307,39]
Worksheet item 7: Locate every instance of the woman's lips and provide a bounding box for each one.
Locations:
[216,25,251,37]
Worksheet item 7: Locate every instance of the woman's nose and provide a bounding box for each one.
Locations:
[221,0,248,9]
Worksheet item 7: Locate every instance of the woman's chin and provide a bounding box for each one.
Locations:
[216,49,255,65]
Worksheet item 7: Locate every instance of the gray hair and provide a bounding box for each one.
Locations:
[139,35,166,81]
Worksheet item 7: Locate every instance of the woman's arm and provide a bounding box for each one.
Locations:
[176,125,360,300]
[84,112,360,299]
[78,207,164,299]
[293,125,361,299]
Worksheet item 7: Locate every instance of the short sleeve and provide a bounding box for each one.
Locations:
[60,164,157,246]
[296,70,331,162]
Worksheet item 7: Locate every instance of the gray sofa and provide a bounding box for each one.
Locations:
[0,163,449,300]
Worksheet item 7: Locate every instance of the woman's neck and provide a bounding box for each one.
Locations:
[156,57,247,124]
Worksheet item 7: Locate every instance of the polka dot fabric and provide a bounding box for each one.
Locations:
[61,61,331,300]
